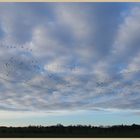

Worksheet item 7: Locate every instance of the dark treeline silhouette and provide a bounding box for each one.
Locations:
[0,124,140,137]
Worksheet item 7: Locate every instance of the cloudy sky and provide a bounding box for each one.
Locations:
[0,2,140,126]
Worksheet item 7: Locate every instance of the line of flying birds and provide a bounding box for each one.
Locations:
[0,43,32,52]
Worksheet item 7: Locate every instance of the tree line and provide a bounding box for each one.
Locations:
[0,124,140,137]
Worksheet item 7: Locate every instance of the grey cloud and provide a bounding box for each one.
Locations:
[0,3,139,113]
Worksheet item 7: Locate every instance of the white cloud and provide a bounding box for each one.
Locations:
[113,6,140,62]
[54,4,92,40]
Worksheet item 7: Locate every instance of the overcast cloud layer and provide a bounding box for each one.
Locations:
[0,3,140,113]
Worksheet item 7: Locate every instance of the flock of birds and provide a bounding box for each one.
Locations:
[0,43,139,91]
[0,43,70,91]
[0,43,46,89]
[1,58,40,77]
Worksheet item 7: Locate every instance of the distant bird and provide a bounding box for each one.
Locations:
[5,63,8,67]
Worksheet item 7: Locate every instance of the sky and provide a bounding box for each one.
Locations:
[0,2,140,126]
